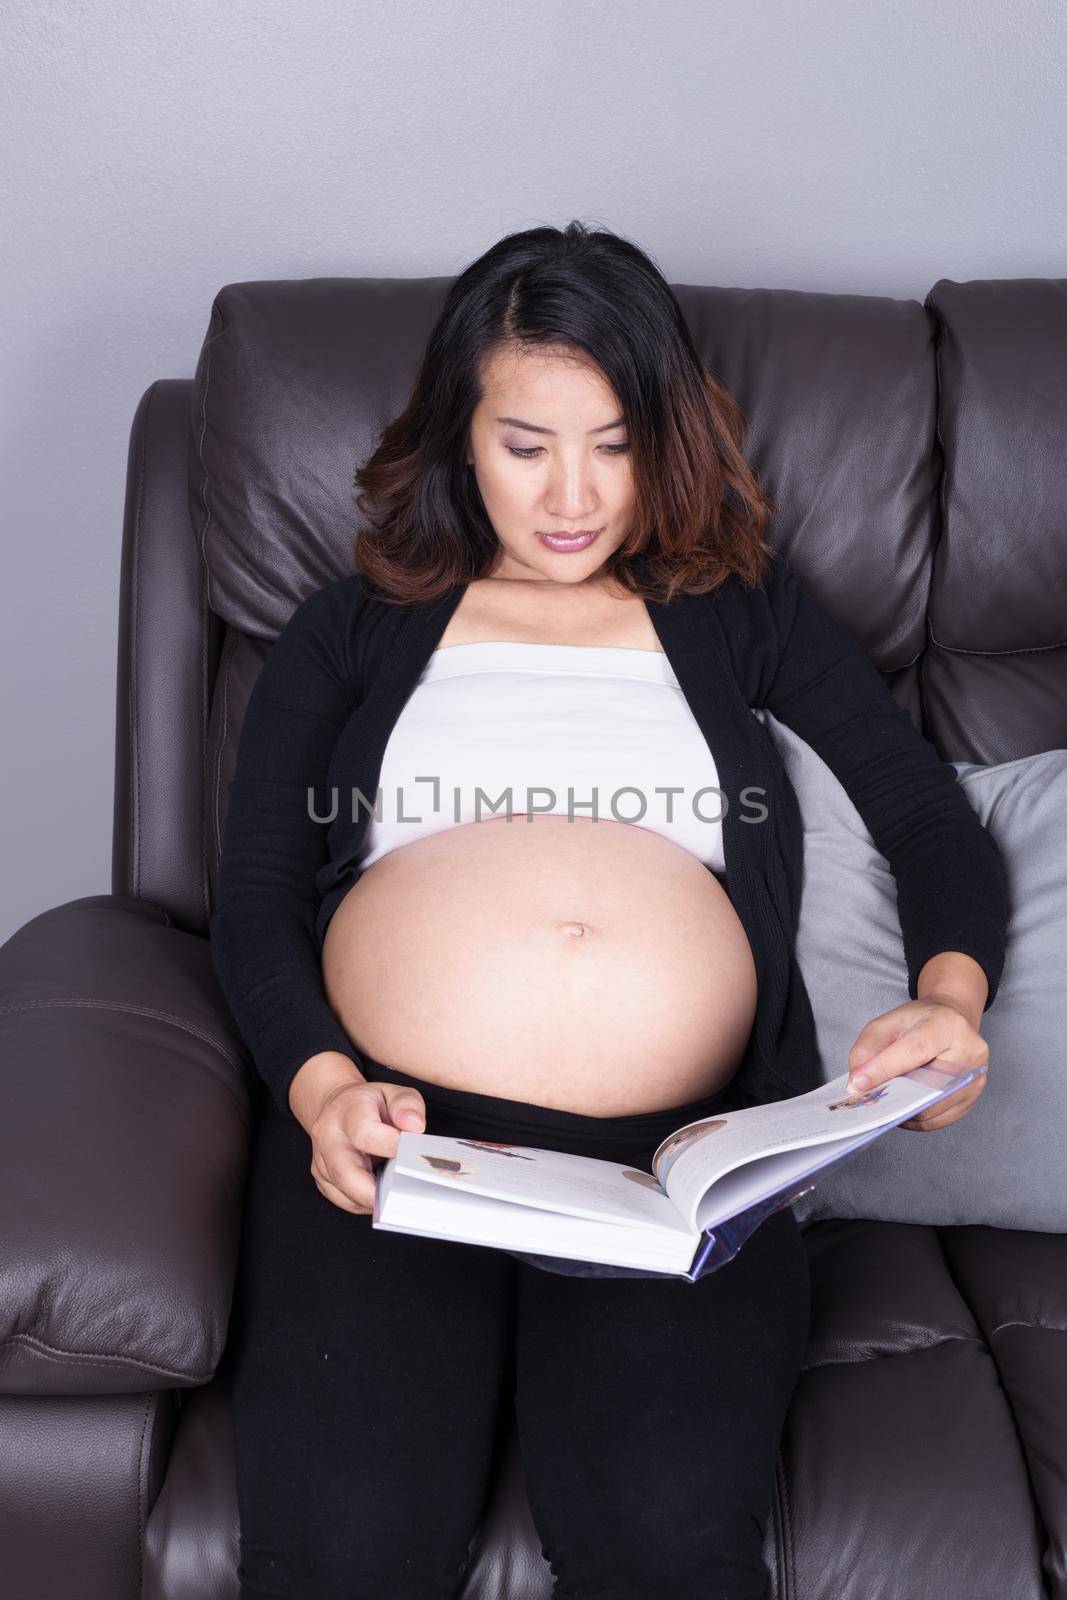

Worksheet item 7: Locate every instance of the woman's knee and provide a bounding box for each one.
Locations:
[230,1204,518,1598]
[237,1523,482,1600]
[232,1357,511,1600]
[542,1492,772,1600]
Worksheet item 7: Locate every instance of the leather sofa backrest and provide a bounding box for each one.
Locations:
[112,276,1067,934]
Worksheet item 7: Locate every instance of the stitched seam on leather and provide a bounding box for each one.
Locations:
[979,1313,1067,1552]
[130,384,151,899]
[920,617,933,735]
[136,1394,152,1594]
[884,646,923,674]
[776,1448,796,1600]
[214,631,236,865]
[0,997,246,1074]
[800,1329,984,1369]
[926,296,949,742]
[196,301,221,619]
[199,503,211,925]
[0,1329,214,1384]
[136,387,150,899]
[989,1317,1067,1336]
[934,1226,1048,1524]
[926,625,1067,657]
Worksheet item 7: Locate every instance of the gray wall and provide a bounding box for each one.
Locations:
[2,0,1065,945]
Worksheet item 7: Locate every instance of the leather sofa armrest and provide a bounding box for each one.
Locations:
[0,895,255,1396]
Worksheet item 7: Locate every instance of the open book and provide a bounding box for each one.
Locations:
[372,1062,983,1280]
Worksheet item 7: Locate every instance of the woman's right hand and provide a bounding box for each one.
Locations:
[304,1077,428,1216]
[288,1051,428,1214]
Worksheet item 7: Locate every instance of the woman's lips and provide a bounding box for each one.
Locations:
[536,528,601,552]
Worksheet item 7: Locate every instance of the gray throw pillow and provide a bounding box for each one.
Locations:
[754,709,1067,1232]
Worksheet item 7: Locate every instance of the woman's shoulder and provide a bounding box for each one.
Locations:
[255,571,369,707]
[278,569,367,638]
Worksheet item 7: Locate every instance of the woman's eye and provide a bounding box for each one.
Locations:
[505,443,629,459]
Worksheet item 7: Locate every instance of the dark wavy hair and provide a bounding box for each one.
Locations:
[351,221,775,606]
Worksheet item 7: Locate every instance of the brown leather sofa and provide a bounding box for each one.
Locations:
[3,274,1065,1600]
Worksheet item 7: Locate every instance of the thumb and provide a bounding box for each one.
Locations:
[848,1019,900,1081]
[386,1089,426,1132]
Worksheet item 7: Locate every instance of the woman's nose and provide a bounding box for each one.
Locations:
[544,461,598,517]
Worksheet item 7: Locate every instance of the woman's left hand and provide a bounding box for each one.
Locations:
[846,996,990,1132]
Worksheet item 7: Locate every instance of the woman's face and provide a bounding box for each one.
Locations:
[466,343,636,586]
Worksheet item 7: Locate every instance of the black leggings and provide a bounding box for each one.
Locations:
[229,1057,812,1600]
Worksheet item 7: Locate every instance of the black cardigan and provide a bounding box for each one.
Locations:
[210,552,1010,1121]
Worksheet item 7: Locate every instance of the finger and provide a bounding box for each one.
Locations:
[337,1110,403,1163]
[901,1078,986,1131]
[383,1088,427,1132]
[313,1168,375,1214]
[902,1102,969,1131]
[848,1020,904,1075]
[335,1087,425,1155]
[902,1106,968,1132]
[912,1084,984,1125]
[312,1145,378,1210]
[919,1079,983,1116]
[921,1066,988,1116]
[315,1137,380,1203]
[848,1028,956,1091]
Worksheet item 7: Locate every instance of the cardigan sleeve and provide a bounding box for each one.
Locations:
[757,552,1010,1012]
[209,579,367,1120]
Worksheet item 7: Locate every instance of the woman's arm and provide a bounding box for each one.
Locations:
[288,1050,370,1130]
[757,553,1010,1011]
[210,579,368,1121]
[915,949,988,1027]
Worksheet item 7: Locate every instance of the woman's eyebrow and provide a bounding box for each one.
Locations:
[494,415,626,435]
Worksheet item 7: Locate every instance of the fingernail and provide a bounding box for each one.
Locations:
[850,1074,870,1091]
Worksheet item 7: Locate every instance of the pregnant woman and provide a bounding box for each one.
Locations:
[211,222,1008,1600]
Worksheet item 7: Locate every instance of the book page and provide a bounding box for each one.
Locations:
[658,1063,984,1231]
[390,1132,693,1232]
[376,1170,698,1274]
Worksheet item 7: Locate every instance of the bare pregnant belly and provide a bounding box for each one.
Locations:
[321,815,758,1116]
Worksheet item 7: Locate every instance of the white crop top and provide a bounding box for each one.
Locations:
[357,640,727,873]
